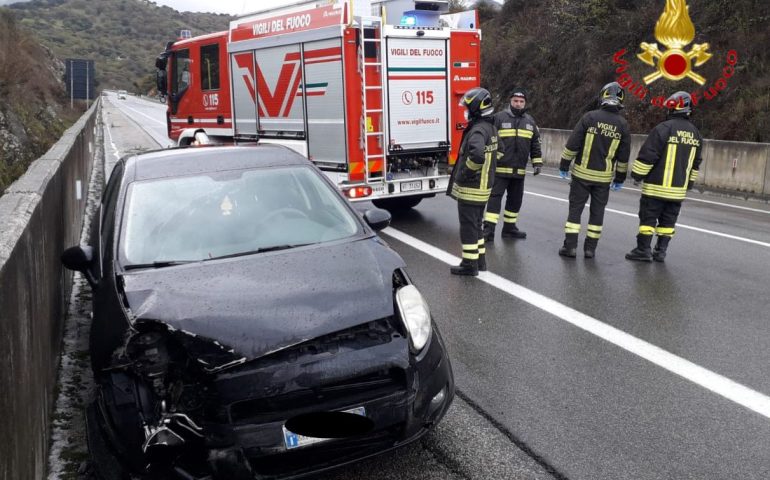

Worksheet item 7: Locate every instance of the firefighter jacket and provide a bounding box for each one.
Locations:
[559,107,631,185]
[631,117,703,202]
[448,117,499,205]
[494,107,542,178]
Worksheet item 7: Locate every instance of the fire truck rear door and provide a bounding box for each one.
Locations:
[385,37,449,151]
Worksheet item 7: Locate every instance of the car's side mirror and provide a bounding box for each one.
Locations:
[363,208,391,231]
[61,245,97,287]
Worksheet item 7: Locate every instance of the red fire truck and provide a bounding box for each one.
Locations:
[156,0,481,209]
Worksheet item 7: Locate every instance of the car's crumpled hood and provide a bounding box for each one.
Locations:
[122,238,404,360]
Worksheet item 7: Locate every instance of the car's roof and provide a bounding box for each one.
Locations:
[124,144,312,182]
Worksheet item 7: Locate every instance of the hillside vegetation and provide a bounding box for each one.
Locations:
[478,0,770,142]
[0,9,68,191]
[8,0,232,93]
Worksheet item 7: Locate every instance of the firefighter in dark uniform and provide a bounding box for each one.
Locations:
[625,91,703,262]
[447,87,498,276]
[483,88,542,242]
[558,82,631,258]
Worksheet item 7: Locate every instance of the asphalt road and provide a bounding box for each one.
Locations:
[50,93,770,479]
[383,185,770,480]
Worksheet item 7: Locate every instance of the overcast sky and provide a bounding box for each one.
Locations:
[151,0,298,15]
[0,0,498,15]
[0,0,299,14]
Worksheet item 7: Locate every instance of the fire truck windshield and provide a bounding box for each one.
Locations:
[171,49,190,95]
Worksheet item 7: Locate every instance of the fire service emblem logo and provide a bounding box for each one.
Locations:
[612,0,738,108]
[637,0,711,85]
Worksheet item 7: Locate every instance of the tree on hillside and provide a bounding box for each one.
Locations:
[8,0,232,93]
[479,0,770,142]
[448,0,466,13]
[472,0,499,24]
[0,8,67,192]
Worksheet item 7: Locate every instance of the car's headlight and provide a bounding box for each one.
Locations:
[396,285,432,351]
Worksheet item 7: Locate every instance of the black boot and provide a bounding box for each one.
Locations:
[559,233,578,258]
[584,237,598,259]
[483,221,496,242]
[625,234,653,262]
[501,223,526,239]
[478,253,487,271]
[653,236,671,262]
[450,259,479,276]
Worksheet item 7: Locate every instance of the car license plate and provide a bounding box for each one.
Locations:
[282,406,366,450]
[400,180,422,192]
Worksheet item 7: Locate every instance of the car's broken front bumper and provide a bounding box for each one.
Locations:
[89,318,454,479]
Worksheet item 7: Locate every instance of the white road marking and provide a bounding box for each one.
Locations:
[524,191,770,249]
[382,226,770,420]
[103,115,120,159]
[117,101,174,148]
[540,172,770,214]
[120,102,167,127]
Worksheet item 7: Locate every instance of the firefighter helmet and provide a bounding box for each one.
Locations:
[460,87,494,119]
[599,82,625,108]
[666,91,693,117]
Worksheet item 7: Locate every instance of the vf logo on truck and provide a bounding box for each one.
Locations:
[234,49,339,118]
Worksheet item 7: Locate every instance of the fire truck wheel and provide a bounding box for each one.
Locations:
[372,196,423,211]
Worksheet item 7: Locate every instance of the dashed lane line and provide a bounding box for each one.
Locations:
[540,172,770,215]
[382,226,770,421]
[524,190,770,249]
[116,101,173,148]
[103,112,120,160]
[119,102,166,127]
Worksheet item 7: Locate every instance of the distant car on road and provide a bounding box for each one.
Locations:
[61,143,454,479]
[117,90,127,99]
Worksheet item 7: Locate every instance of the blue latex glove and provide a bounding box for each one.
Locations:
[611,182,623,192]
[559,170,569,180]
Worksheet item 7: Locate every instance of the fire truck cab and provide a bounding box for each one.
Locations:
[156,0,481,209]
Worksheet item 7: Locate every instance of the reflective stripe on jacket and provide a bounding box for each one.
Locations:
[494,108,542,178]
[449,118,498,205]
[631,117,703,201]
[559,107,631,185]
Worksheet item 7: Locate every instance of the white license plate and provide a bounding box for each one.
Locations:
[282,406,366,450]
[400,180,422,192]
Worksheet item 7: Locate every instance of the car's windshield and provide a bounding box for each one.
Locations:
[120,165,360,265]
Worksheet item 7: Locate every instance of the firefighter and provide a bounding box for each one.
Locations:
[625,91,703,262]
[447,87,498,276]
[483,88,542,242]
[558,82,631,258]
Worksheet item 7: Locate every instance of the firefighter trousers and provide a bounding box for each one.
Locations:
[637,195,682,238]
[485,176,525,225]
[458,202,486,261]
[564,178,610,248]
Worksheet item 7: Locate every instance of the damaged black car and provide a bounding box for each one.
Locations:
[61,145,454,479]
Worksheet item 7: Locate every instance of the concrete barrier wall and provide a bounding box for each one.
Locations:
[0,103,98,480]
[539,128,770,197]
